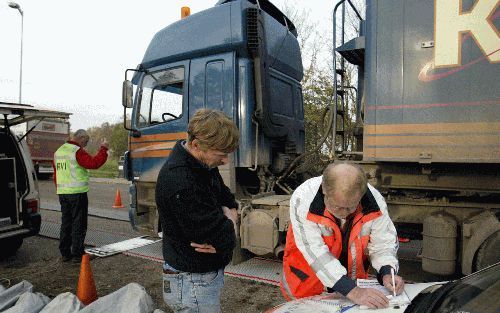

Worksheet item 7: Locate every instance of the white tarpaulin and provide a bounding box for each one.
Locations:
[39,293,83,313]
[0,281,156,313]
[0,280,34,311]
[79,283,153,313]
[3,291,50,313]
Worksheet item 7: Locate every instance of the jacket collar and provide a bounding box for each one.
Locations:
[67,140,81,147]
[166,140,208,170]
[309,182,381,218]
[309,185,327,216]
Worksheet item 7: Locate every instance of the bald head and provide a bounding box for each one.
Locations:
[73,129,88,139]
[322,163,367,200]
[72,129,90,147]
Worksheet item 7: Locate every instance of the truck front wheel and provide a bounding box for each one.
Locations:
[473,230,500,272]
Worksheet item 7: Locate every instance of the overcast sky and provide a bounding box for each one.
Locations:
[0,0,334,131]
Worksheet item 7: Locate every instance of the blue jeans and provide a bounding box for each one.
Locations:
[162,268,224,313]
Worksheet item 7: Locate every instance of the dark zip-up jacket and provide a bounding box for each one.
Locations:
[155,140,237,273]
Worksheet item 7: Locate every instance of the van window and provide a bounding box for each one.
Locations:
[137,67,184,128]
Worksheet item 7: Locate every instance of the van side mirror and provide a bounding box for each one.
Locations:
[122,80,133,109]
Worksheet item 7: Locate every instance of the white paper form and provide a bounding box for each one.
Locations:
[266,294,354,313]
[356,279,411,307]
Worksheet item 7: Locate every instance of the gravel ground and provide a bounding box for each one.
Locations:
[0,232,448,312]
[0,235,283,312]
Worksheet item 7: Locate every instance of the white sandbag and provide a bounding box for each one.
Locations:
[3,291,50,313]
[79,283,154,313]
[0,280,34,311]
[39,292,83,313]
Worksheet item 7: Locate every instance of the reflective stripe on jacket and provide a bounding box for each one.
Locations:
[281,176,399,299]
[54,142,89,194]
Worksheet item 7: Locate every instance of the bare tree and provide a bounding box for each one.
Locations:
[277,1,366,176]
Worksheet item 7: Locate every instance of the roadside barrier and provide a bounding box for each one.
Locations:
[76,254,98,305]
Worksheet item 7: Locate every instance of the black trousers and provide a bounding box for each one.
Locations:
[58,193,88,257]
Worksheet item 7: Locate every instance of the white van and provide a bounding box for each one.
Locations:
[0,102,70,256]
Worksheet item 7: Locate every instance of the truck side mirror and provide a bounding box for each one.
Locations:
[122,80,133,109]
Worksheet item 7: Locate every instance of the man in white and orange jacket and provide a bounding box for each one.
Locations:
[281,163,405,309]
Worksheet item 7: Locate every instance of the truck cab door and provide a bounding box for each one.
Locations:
[129,61,190,183]
[188,52,237,191]
[188,52,235,121]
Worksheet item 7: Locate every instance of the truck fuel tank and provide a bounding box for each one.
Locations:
[240,194,290,257]
[422,212,457,275]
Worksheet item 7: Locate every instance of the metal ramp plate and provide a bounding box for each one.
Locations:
[85,237,159,257]
[39,211,283,286]
[39,207,424,287]
[40,218,133,247]
[225,257,282,286]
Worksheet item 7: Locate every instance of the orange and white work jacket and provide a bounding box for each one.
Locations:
[281,176,399,300]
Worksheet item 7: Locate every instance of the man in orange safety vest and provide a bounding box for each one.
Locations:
[281,163,404,309]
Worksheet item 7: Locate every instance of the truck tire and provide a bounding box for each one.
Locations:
[0,237,23,258]
[474,231,500,272]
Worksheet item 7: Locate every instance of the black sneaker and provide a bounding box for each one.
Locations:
[61,255,72,262]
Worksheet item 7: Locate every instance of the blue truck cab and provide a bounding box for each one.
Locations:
[122,0,304,240]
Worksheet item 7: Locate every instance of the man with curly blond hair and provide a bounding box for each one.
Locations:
[156,108,240,313]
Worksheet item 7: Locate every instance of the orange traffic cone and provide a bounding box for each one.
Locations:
[76,254,98,305]
[112,188,124,209]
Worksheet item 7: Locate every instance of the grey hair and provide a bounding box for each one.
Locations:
[73,129,89,139]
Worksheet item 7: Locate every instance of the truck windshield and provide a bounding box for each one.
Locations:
[137,67,184,128]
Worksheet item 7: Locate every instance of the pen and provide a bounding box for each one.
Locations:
[391,267,396,297]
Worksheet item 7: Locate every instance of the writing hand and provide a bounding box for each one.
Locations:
[382,274,405,295]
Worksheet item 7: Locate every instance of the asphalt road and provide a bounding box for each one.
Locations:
[38,177,131,213]
[0,234,282,312]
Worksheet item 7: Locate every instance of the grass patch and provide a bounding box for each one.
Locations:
[89,158,119,178]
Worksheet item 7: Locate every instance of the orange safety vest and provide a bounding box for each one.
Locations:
[281,202,382,300]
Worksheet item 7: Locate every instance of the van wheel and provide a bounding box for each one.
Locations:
[0,238,23,258]
[474,231,500,272]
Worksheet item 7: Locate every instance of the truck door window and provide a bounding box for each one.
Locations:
[137,67,184,128]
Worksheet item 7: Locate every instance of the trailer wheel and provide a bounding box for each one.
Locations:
[0,238,23,258]
[474,230,500,272]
